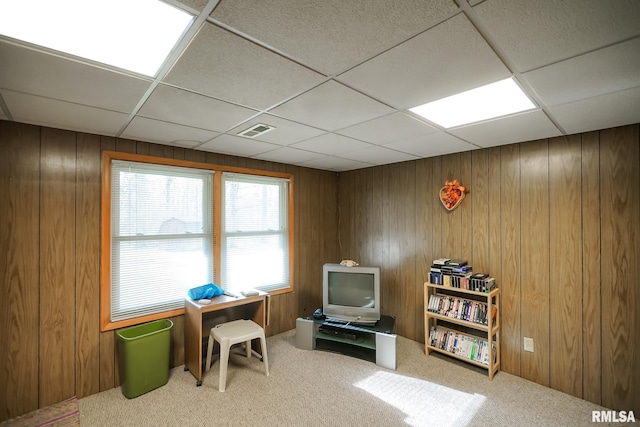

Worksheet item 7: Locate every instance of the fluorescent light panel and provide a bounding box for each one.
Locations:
[410,77,536,128]
[0,0,193,77]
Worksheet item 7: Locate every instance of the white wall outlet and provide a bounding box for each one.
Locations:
[524,337,534,352]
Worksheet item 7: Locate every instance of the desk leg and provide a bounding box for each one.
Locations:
[250,298,267,358]
[184,303,203,386]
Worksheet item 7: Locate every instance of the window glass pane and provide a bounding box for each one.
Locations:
[224,179,282,232]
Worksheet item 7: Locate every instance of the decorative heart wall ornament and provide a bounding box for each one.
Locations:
[440,179,468,211]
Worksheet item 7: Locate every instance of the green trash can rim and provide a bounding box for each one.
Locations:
[116,319,173,341]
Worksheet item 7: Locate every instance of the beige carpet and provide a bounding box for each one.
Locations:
[79,330,629,426]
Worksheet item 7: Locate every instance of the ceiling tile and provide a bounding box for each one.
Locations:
[210,0,457,75]
[337,13,511,109]
[337,112,438,144]
[163,22,324,110]
[175,0,209,13]
[121,116,219,144]
[197,133,280,156]
[474,0,640,72]
[0,41,151,113]
[252,146,326,164]
[383,132,477,158]
[449,110,562,147]
[548,86,640,135]
[227,114,326,145]
[139,84,258,132]
[1,90,129,136]
[269,80,395,131]
[299,156,374,172]
[524,37,640,107]
[290,133,374,155]
[338,145,419,165]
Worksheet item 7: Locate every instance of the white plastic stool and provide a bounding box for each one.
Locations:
[205,319,269,392]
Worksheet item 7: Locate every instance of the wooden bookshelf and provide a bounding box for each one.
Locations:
[424,282,500,380]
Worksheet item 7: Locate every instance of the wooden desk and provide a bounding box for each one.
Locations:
[184,293,268,386]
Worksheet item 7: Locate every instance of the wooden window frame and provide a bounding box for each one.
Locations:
[100,151,294,331]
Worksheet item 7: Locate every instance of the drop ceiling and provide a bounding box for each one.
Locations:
[1,0,639,171]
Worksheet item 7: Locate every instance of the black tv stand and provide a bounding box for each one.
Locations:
[296,315,397,369]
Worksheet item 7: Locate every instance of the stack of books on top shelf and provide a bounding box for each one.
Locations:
[429,258,496,292]
[429,326,494,365]
[428,294,495,326]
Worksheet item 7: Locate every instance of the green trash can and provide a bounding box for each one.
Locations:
[116,319,173,398]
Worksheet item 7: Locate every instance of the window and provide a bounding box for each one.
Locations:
[101,152,294,331]
[221,173,290,292]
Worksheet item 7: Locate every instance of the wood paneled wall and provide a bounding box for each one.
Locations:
[338,124,639,413]
[1,119,638,419]
[0,121,338,421]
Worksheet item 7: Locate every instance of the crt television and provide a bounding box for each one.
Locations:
[322,263,381,325]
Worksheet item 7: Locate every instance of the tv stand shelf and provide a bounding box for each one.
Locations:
[296,315,397,370]
[317,333,375,348]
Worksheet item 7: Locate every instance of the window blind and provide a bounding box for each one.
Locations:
[111,160,214,322]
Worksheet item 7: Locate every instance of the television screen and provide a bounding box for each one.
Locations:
[322,263,380,325]
[328,272,375,308]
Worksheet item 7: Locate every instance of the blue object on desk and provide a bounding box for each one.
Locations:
[188,283,224,300]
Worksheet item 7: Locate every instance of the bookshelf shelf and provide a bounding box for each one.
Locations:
[424,282,501,380]
[426,311,499,334]
[426,345,491,369]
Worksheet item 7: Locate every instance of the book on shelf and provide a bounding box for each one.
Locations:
[443,274,451,287]
[428,271,442,285]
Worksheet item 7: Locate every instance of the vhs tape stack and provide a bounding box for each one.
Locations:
[427,293,496,326]
[428,327,495,366]
[428,258,495,293]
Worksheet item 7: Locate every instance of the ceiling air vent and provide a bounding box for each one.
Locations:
[237,123,276,138]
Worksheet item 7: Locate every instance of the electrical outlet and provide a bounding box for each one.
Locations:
[524,337,534,352]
